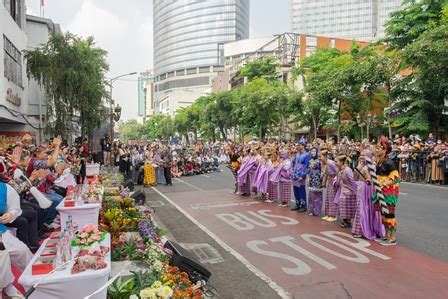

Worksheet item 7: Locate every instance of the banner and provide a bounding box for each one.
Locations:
[0,132,36,148]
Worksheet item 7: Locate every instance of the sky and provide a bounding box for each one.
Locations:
[25,0,291,121]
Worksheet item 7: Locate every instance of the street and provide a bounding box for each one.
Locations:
[143,168,448,299]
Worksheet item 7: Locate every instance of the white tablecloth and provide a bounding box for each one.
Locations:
[56,199,101,231]
[19,234,111,299]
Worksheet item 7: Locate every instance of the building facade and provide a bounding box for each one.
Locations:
[153,0,250,115]
[137,71,154,119]
[1,0,31,145]
[291,0,402,42]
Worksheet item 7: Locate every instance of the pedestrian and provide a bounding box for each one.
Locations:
[291,137,311,212]
[162,150,173,186]
[102,136,111,166]
[277,148,292,208]
[306,146,323,216]
[319,149,338,222]
[237,146,254,196]
[335,154,358,229]
[143,145,156,186]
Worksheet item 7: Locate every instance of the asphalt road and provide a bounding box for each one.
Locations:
[141,168,448,298]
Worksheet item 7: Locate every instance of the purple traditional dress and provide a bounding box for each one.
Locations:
[336,167,358,221]
[324,159,339,217]
[250,154,260,193]
[267,160,280,201]
[237,156,256,195]
[352,160,386,239]
[254,158,269,194]
[307,156,323,216]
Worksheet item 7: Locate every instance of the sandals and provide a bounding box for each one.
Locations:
[340,221,352,228]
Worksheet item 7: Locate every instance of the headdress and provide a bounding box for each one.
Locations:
[298,136,307,146]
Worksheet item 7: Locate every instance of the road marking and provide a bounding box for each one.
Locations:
[151,186,290,299]
[400,192,408,195]
[201,174,210,178]
[173,178,204,192]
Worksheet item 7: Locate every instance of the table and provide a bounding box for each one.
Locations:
[19,234,111,299]
[56,199,101,231]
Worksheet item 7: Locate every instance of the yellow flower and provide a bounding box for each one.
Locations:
[140,288,157,299]
[151,281,162,289]
[158,286,173,298]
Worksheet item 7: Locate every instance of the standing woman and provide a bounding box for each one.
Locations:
[118,144,127,176]
[78,144,88,184]
[372,146,400,246]
[277,148,292,208]
[237,146,254,196]
[319,149,338,222]
[334,155,358,228]
[306,147,323,216]
[267,150,280,203]
[352,150,385,239]
[143,145,156,186]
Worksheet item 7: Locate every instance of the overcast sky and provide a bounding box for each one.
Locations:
[25,0,291,120]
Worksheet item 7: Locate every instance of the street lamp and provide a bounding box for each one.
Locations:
[365,113,377,140]
[108,72,137,140]
[355,113,366,140]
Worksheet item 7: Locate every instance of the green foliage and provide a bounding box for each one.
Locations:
[24,32,109,137]
[238,56,279,83]
[108,271,159,299]
[144,115,174,141]
[118,119,145,143]
[384,0,446,49]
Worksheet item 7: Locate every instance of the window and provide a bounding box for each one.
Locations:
[217,43,224,66]
[3,35,22,87]
[3,0,22,28]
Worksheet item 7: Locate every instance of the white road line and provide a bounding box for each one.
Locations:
[201,174,210,178]
[399,192,408,195]
[151,187,290,299]
[173,178,205,192]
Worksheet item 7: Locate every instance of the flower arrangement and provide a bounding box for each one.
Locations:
[142,239,169,273]
[72,224,106,248]
[111,233,145,261]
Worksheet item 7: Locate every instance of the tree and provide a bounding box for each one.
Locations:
[24,33,109,137]
[238,56,279,83]
[118,120,144,143]
[391,6,448,133]
[144,115,173,140]
[384,0,446,49]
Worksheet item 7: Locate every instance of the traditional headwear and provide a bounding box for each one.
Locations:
[298,136,307,146]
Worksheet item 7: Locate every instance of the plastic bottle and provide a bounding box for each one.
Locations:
[62,229,72,261]
[54,235,67,270]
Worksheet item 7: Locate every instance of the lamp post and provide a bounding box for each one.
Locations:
[355,113,366,140]
[108,72,137,140]
[365,113,377,140]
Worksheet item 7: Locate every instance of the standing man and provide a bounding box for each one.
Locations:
[291,137,311,212]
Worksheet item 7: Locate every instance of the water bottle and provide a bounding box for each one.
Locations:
[62,229,72,261]
[54,235,67,270]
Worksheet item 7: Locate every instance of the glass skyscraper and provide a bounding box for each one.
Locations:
[153,0,249,115]
[291,0,402,42]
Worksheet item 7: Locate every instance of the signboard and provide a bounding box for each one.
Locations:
[6,88,22,106]
[0,132,36,148]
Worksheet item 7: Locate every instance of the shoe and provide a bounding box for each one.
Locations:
[326,217,337,222]
[265,199,274,203]
[308,213,314,216]
[291,207,300,211]
[41,224,54,232]
[352,234,363,238]
[297,208,307,213]
[380,239,397,246]
[48,222,61,229]
[374,237,388,243]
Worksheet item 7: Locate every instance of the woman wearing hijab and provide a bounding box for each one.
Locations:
[267,150,279,203]
[352,150,385,239]
[335,155,358,228]
[319,149,338,222]
[306,147,323,216]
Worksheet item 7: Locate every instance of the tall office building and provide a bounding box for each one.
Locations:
[291,0,402,42]
[137,71,154,119]
[153,0,250,115]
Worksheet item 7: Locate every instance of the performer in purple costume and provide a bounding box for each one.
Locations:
[335,155,358,228]
[352,150,386,239]
[319,149,339,222]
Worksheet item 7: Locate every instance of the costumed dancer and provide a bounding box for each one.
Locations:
[227,146,241,194]
[319,149,338,222]
[352,150,385,239]
[278,148,292,207]
[250,144,261,197]
[267,148,280,203]
[306,147,323,216]
[335,155,358,228]
[372,143,400,246]
[237,146,255,196]
[254,147,271,201]
[291,137,311,212]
